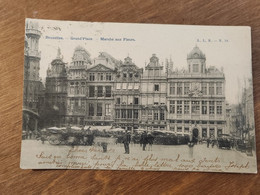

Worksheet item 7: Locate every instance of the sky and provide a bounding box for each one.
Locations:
[27,18,253,105]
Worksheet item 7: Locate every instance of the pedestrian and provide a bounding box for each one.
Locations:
[140,131,148,151]
[140,132,144,147]
[147,133,154,151]
[207,137,210,148]
[211,139,215,148]
[123,131,131,154]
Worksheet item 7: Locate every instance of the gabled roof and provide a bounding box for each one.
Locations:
[87,63,114,72]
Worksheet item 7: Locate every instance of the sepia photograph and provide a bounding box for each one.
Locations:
[20,18,257,173]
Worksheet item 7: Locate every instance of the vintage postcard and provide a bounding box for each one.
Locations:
[21,18,257,173]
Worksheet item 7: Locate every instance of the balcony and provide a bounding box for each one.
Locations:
[26,29,41,37]
[168,72,225,79]
[86,115,112,121]
[168,114,225,121]
[68,65,86,70]
[115,103,140,108]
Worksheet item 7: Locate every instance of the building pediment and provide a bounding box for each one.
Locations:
[87,64,114,72]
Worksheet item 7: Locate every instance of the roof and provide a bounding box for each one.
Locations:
[72,46,91,63]
[187,45,206,60]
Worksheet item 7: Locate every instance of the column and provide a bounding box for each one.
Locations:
[207,83,209,95]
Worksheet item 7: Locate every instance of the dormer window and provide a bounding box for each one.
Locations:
[123,73,127,78]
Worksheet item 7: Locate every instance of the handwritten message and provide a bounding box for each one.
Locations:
[34,146,251,172]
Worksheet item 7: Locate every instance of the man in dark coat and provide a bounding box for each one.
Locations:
[123,131,131,154]
[140,131,148,151]
[147,133,154,151]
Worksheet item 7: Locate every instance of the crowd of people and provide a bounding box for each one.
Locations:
[122,130,155,154]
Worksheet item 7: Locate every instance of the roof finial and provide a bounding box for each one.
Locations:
[57,47,62,59]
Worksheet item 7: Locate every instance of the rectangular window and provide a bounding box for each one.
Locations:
[105,104,111,115]
[121,109,126,119]
[89,103,94,116]
[105,86,111,97]
[177,127,182,132]
[191,101,200,114]
[128,83,133,89]
[177,100,182,114]
[134,110,138,119]
[134,83,139,90]
[148,110,152,120]
[177,83,182,95]
[154,84,159,91]
[97,86,103,97]
[116,97,120,105]
[116,83,121,90]
[81,100,85,111]
[216,82,222,95]
[217,129,223,137]
[217,101,222,114]
[160,110,165,120]
[154,110,159,120]
[97,103,102,116]
[170,100,175,114]
[202,101,207,114]
[170,83,175,95]
[115,110,120,118]
[202,83,207,95]
[100,73,104,81]
[106,73,112,81]
[75,99,79,109]
[134,97,139,105]
[127,109,132,119]
[184,83,190,95]
[193,64,199,72]
[184,101,190,114]
[142,110,146,116]
[209,83,215,95]
[184,127,189,133]
[89,73,95,81]
[89,86,95,97]
[70,99,74,110]
[122,83,127,89]
[209,101,215,114]
[80,118,84,125]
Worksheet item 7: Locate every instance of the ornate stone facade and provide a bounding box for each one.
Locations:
[45,48,67,127]
[114,56,143,130]
[43,45,227,139]
[23,21,43,132]
[167,46,226,139]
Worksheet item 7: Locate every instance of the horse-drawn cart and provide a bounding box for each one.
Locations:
[45,127,94,146]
